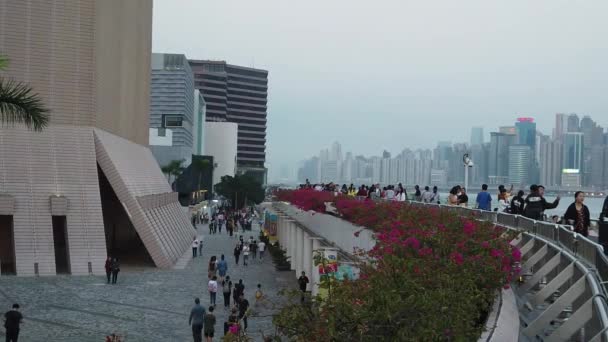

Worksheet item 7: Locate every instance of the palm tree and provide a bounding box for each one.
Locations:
[161,159,185,185]
[0,56,50,131]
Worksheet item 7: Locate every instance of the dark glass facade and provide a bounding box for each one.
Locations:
[189,60,268,182]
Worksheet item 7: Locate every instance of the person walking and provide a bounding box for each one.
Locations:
[233,279,244,306]
[564,191,591,237]
[250,240,258,260]
[227,219,234,237]
[105,256,112,284]
[298,271,310,303]
[189,298,205,342]
[111,258,120,284]
[257,240,266,260]
[237,294,250,332]
[523,185,560,220]
[510,190,525,215]
[208,256,217,280]
[225,308,239,336]
[242,244,250,266]
[3,304,23,342]
[216,255,228,282]
[458,188,469,207]
[430,186,440,204]
[233,243,241,265]
[222,276,233,308]
[208,276,218,306]
[192,237,199,258]
[199,236,204,257]
[204,306,216,342]
[475,184,492,211]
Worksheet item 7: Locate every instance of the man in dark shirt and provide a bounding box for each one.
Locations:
[298,271,310,303]
[237,294,250,331]
[510,190,525,215]
[523,185,560,220]
[4,304,23,342]
[188,298,205,342]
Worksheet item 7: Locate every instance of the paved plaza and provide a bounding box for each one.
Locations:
[0,223,296,341]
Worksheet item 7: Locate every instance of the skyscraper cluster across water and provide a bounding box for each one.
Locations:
[297,114,608,190]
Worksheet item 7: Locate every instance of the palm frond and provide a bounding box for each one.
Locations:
[0,77,50,131]
[0,56,8,70]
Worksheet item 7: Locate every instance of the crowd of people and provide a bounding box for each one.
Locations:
[298,179,608,238]
[188,206,270,342]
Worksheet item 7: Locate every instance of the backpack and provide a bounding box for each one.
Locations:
[223,281,231,293]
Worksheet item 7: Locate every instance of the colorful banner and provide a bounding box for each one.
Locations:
[335,265,354,281]
[263,212,278,243]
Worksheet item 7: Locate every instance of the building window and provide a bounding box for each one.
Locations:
[164,115,182,128]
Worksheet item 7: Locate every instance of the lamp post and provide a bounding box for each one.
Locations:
[463,153,474,191]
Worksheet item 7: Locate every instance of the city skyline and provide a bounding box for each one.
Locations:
[292,114,608,189]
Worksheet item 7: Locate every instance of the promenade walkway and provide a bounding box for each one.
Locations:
[0,221,294,341]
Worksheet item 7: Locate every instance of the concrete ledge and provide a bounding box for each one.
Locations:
[479,288,519,342]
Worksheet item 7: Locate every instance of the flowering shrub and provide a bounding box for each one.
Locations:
[273,190,520,340]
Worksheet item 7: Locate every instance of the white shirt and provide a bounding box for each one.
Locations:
[192,239,199,248]
[258,241,266,252]
[243,245,250,256]
[208,280,218,293]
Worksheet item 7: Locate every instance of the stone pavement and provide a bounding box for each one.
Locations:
[0,222,296,341]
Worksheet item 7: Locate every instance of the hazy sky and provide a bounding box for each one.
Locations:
[152,0,608,179]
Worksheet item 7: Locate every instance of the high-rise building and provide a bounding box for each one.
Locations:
[149,53,195,168]
[470,127,484,146]
[499,126,517,135]
[515,118,536,148]
[508,145,532,185]
[590,145,608,189]
[192,90,207,155]
[554,113,567,141]
[563,132,584,171]
[189,60,268,184]
[537,134,561,187]
[488,132,514,185]
[0,0,195,276]
[567,113,580,132]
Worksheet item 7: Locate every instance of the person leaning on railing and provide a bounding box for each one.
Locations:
[563,191,591,237]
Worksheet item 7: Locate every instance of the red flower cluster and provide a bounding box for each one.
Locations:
[276,189,520,288]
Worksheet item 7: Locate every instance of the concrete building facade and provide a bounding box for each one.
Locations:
[204,122,238,187]
[0,0,195,276]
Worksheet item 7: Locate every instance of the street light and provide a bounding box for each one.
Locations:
[463,153,474,191]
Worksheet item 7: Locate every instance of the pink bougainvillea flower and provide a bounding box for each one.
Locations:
[490,249,504,258]
[511,248,522,262]
[404,237,421,250]
[463,220,476,235]
[481,241,490,248]
[450,252,464,265]
[229,325,239,334]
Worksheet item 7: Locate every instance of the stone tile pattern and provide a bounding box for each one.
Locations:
[0,126,107,276]
[0,223,296,341]
[95,129,196,269]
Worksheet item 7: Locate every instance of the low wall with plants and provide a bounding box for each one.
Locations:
[273,189,520,341]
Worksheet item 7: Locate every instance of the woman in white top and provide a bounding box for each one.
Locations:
[208,275,218,306]
[242,244,250,266]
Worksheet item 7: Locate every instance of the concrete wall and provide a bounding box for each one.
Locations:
[95,0,153,145]
[0,126,107,276]
[204,122,238,186]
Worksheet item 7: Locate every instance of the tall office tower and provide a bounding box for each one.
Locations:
[515,117,538,184]
[562,132,584,187]
[149,53,195,168]
[0,0,195,276]
[590,146,607,189]
[342,152,353,183]
[371,157,382,183]
[488,132,514,185]
[567,113,580,132]
[470,127,484,146]
[508,145,532,185]
[470,143,489,185]
[554,113,567,141]
[189,60,268,184]
[538,134,560,186]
